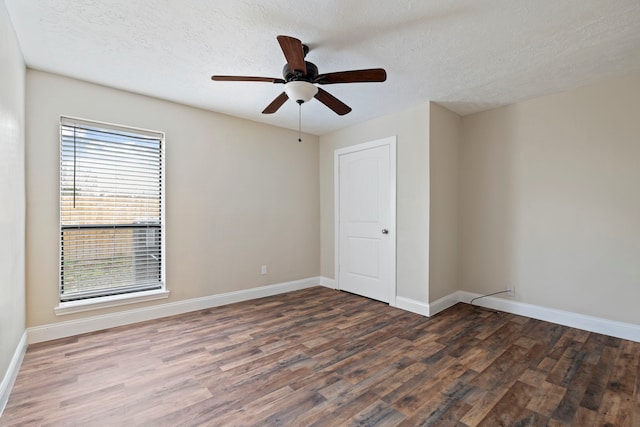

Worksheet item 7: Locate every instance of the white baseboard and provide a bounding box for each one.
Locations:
[428,292,461,316]
[394,296,430,316]
[319,276,336,289]
[28,277,322,344]
[0,330,27,416]
[25,278,640,345]
[392,291,640,343]
[457,291,640,343]
[393,293,459,317]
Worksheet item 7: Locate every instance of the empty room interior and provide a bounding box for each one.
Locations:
[1,1,640,425]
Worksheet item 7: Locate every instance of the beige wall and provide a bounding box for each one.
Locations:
[319,103,430,302]
[0,1,26,392]
[26,70,320,327]
[429,103,460,301]
[460,73,640,324]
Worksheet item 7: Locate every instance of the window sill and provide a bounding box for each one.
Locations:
[54,289,170,316]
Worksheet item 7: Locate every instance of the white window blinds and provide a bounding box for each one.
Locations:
[60,117,165,302]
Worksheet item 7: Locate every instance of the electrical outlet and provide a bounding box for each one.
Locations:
[506,287,515,297]
[261,265,268,275]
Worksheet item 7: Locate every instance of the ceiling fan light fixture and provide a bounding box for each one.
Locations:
[284,81,318,103]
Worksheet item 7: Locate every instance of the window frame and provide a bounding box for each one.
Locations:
[56,116,168,314]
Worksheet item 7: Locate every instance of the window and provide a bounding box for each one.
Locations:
[59,117,165,302]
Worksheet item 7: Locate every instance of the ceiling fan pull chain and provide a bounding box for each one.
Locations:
[298,100,303,143]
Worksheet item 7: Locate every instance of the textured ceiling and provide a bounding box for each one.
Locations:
[5,0,640,135]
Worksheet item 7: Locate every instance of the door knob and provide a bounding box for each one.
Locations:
[381,229,389,234]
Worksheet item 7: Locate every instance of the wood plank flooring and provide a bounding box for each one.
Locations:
[2,287,639,426]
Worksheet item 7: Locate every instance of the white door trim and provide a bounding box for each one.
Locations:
[334,136,397,305]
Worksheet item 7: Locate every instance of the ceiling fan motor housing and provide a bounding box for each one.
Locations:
[283,62,319,82]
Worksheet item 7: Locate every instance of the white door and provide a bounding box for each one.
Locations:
[335,137,396,303]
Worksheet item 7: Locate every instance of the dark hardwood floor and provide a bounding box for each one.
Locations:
[2,287,639,426]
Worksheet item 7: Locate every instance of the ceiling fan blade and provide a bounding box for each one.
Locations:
[314,88,352,115]
[262,92,289,114]
[211,75,285,83]
[314,68,387,85]
[277,35,307,76]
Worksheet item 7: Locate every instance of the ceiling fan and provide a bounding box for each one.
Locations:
[211,35,387,116]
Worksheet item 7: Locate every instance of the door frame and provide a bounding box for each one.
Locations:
[334,136,397,305]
